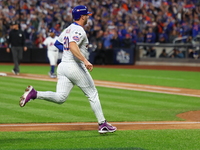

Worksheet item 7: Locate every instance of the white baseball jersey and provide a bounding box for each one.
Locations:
[58,22,89,62]
[43,36,59,65]
[43,36,59,51]
[37,22,105,124]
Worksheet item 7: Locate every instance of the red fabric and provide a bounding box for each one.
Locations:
[22,4,29,10]
[112,8,120,16]
[122,3,129,11]
[184,4,195,8]
[35,36,45,48]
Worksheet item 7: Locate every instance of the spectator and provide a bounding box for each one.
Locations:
[136,31,145,43]
[0,19,7,38]
[186,36,195,58]
[1,0,200,48]
[117,22,127,41]
[52,22,61,36]
[37,20,48,38]
[175,49,184,58]
[30,15,39,30]
[122,33,132,48]
[188,49,194,58]
[192,19,200,38]
[95,30,104,44]
[168,29,178,43]
[158,30,168,43]
[94,41,105,65]
[110,29,121,48]
[170,48,177,58]
[102,30,113,49]
[159,49,168,58]
[0,19,7,47]
[146,27,156,43]
[193,51,200,59]
[35,33,45,48]
[170,48,184,58]
[27,26,38,46]
[146,46,156,57]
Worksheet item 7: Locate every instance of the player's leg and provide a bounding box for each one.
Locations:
[50,51,59,78]
[53,51,59,76]
[78,71,117,133]
[17,47,23,73]
[55,51,59,65]
[37,74,73,104]
[50,52,56,74]
[47,51,56,77]
[79,75,106,122]
[11,47,19,74]
[69,64,103,121]
[74,63,116,133]
[19,63,74,106]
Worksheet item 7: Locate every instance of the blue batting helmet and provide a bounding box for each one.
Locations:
[72,5,92,20]
[49,28,56,33]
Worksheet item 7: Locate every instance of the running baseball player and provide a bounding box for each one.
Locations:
[43,28,59,78]
[19,5,117,134]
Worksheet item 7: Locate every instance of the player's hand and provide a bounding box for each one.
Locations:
[6,48,10,53]
[84,59,93,71]
[87,63,93,71]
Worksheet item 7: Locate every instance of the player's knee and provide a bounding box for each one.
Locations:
[57,95,67,104]
[88,91,98,102]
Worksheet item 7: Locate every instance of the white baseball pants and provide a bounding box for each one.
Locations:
[37,61,105,124]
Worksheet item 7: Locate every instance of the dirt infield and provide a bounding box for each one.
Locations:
[0,64,200,132]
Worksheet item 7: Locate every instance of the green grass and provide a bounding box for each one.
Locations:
[92,67,200,89]
[1,64,200,89]
[0,64,200,150]
[1,130,200,150]
[0,77,199,123]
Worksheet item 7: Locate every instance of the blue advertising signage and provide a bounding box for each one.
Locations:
[113,48,134,64]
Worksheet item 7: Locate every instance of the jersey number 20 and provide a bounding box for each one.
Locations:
[64,36,69,51]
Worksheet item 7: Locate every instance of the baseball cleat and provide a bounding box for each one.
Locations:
[48,72,57,78]
[19,85,37,107]
[12,69,19,75]
[50,73,57,78]
[98,121,117,134]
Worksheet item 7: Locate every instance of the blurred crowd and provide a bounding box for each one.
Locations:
[0,0,200,53]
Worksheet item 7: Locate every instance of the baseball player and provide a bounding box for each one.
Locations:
[43,28,59,78]
[19,5,117,134]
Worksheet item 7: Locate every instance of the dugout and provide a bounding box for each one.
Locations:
[135,43,200,66]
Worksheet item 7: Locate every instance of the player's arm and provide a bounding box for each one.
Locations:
[69,41,93,71]
[54,40,63,51]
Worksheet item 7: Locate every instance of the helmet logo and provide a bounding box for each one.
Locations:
[77,9,86,12]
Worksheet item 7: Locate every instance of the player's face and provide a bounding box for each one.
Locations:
[49,32,55,37]
[12,24,19,30]
[82,14,89,25]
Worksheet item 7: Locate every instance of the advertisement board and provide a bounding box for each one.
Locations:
[113,48,134,64]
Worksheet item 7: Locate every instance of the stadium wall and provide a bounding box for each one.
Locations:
[0,42,200,66]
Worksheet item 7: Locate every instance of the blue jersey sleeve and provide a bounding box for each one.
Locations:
[54,40,63,52]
